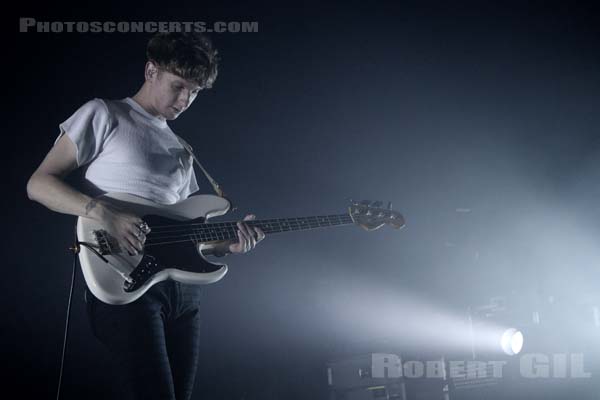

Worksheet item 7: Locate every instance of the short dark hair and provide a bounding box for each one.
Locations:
[146,32,219,89]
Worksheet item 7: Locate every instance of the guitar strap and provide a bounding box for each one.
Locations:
[175,134,236,210]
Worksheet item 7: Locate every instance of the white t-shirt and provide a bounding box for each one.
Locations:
[57,97,199,205]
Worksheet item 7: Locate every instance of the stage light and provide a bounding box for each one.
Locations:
[500,328,523,355]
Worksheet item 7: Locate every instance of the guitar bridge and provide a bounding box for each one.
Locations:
[93,229,115,255]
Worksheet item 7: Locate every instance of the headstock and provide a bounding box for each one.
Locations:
[348,200,406,231]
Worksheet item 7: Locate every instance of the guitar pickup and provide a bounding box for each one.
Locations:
[124,254,163,292]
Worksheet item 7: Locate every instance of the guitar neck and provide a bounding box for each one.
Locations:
[191,214,354,243]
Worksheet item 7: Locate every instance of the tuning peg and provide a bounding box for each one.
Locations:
[387,201,393,210]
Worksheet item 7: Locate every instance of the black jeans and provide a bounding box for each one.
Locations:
[85,281,203,400]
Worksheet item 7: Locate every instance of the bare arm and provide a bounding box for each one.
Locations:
[27,135,146,254]
[27,134,100,218]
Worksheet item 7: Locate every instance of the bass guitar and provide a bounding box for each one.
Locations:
[76,192,405,305]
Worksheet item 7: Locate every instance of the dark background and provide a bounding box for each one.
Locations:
[6,1,600,399]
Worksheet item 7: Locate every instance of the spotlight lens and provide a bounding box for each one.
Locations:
[501,328,524,355]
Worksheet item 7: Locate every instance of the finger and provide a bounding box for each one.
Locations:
[126,232,144,252]
[244,215,257,244]
[237,222,252,241]
[242,223,257,248]
[122,236,138,255]
[255,227,265,242]
[131,225,146,240]
[237,230,249,253]
[241,230,253,252]
[243,214,256,221]
[241,230,253,251]
[243,221,258,242]
[129,227,146,245]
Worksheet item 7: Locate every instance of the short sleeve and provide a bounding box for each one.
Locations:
[56,99,111,166]
[172,133,200,200]
[178,161,200,200]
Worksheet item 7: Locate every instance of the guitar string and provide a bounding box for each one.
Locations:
[144,219,356,247]
[144,220,356,246]
[142,215,354,241]
[145,214,356,231]
[145,216,355,236]
[146,220,353,236]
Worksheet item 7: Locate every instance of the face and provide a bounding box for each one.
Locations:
[147,62,202,120]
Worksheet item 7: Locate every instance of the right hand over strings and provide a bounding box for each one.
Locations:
[86,198,150,255]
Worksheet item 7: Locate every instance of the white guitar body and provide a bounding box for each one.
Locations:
[77,192,231,305]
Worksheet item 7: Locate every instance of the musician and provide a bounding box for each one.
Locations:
[26,32,264,400]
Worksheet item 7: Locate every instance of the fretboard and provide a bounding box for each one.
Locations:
[195,214,354,242]
[148,214,355,245]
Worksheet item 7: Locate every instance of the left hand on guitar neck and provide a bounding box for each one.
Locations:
[212,214,265,256]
